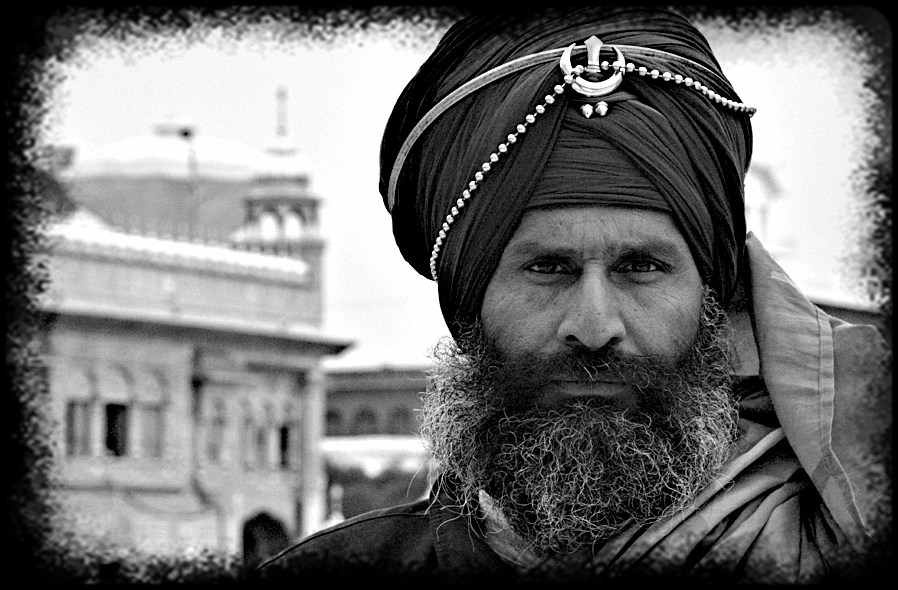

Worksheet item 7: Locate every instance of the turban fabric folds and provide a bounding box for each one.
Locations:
[380,7,753,335]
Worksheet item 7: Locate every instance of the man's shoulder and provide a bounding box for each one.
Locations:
[303,496,435,549]
[257,497,438,581]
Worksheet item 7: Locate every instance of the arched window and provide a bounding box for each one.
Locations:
[102,366,133,457]
[279,401,301,470]
[386,406,415,435]
[242,512,289,570]
[207,398,228,464]
[351,406,378,436]
[63,367,96,457]
[282,209,304,240]
[258,210,280,243]
[325,408,343,437]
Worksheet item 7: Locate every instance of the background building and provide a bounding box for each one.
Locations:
[38,92,355,564]
[322,367,431,520]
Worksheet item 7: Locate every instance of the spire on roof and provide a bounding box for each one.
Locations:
[276,86,289,139]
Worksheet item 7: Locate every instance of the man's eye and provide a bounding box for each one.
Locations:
[619,258,663,273]
[525,260,572,274]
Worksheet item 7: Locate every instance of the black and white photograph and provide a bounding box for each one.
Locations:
[5,5,891,585]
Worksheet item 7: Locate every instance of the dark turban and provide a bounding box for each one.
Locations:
[380,7,753,336]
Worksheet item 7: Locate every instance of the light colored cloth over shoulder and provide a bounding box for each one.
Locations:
[744,233,890,547]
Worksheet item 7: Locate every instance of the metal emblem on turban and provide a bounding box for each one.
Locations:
[560,36,625,118]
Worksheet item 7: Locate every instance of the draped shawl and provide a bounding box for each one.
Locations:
[380,7,753,334]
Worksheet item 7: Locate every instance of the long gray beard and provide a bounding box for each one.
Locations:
[420,287,740,554]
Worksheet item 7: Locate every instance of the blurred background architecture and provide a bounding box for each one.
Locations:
[37,89,431,566]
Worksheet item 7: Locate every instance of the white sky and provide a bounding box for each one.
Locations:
[42,12,885,369]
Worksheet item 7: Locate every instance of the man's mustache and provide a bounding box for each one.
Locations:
[499,345,669,386]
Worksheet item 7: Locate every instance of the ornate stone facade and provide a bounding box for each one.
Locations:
[39,94,352,558]
[40,207,349,556]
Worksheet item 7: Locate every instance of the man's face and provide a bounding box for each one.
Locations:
[421,204,738,554]
[481,205,705,411]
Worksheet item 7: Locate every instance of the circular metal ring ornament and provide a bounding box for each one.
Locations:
[560,36,625,97]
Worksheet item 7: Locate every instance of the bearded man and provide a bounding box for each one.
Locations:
[257,7,890,584]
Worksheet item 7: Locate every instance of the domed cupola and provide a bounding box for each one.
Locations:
[75,115,266,181]
[230,87,325,283]
[65,115,271,241]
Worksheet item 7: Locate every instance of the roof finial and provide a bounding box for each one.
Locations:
[276,86,288,138]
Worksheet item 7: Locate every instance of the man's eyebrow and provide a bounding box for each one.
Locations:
[615,238,687,260]
[504,237,688,259]
[503,241,579,257]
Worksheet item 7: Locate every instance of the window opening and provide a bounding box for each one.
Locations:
[105,403,129,457]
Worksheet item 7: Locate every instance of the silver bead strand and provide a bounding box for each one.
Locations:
[612,58,752,115]
[429,77,573,281]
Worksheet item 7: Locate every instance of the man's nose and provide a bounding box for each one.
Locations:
[557,271,626,351]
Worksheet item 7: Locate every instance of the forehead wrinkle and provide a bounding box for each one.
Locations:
[503,233,690,262]
[503,240,580,259]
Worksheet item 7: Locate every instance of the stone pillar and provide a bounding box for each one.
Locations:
[221,396,232,466]
[300,366,327,537]
[268,418,279,469]
[130,403,144,459]
[90,399,105,457]
[229,490,245,555]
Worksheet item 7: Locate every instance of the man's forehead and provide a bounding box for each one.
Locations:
[504,205,691,254]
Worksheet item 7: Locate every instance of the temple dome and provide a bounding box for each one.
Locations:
[69,117,312,182]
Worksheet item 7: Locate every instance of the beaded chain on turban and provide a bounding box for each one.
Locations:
[380,8,754,335]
